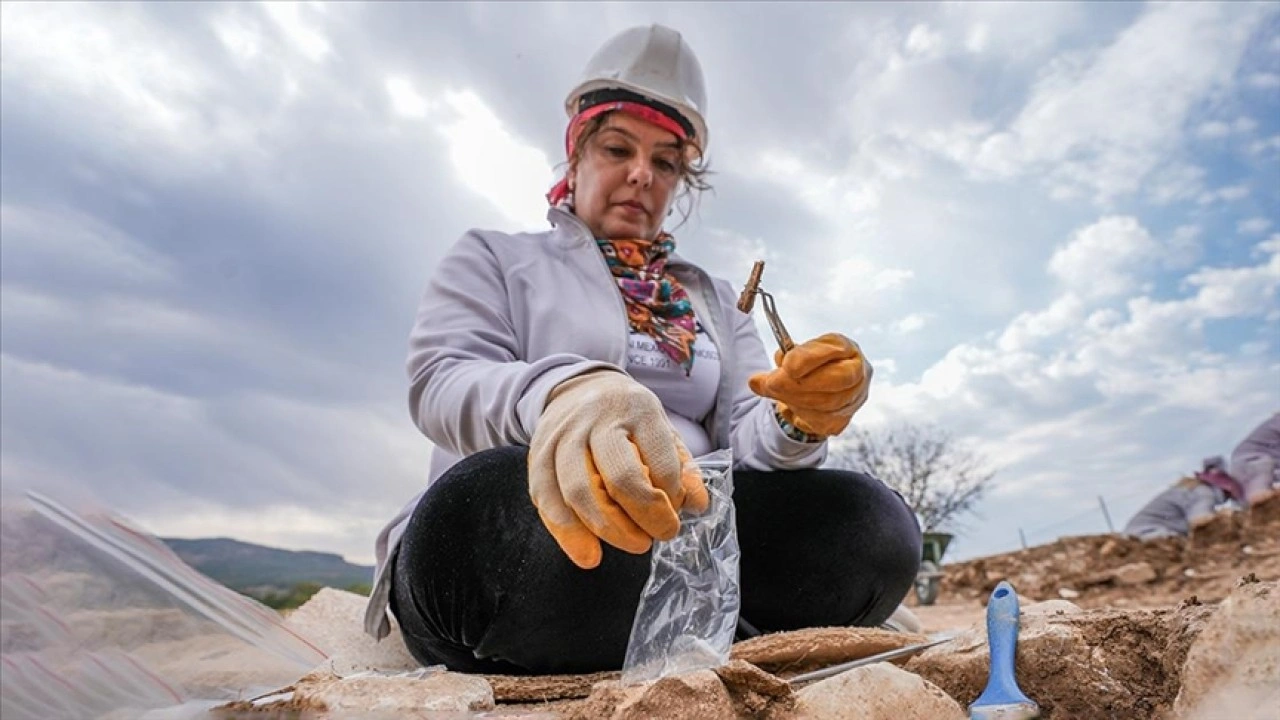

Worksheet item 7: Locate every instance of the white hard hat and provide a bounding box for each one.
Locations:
[564,24,709,153]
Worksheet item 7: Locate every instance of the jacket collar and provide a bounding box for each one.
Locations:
[547,205,592,249]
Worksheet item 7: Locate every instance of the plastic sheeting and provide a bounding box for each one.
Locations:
[1,491,324,719]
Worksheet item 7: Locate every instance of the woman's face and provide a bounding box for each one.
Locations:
[568,113,683,241]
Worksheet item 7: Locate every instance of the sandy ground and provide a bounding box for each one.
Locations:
[910,601,985,634]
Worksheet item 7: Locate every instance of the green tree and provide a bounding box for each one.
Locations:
[256,581,323,610]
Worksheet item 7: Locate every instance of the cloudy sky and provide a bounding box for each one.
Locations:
[2,2,1277,566]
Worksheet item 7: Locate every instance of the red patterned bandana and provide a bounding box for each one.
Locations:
[595,234,697,375]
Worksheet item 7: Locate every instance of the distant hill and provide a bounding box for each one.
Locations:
[160,536,374,594]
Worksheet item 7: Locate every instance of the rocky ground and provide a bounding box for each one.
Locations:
[4,495,1277,719]
[934,492,1280,612]
[909,491,1280,633]
[208,494,1280,719]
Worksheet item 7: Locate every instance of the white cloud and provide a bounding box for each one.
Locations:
[859,232,1278,496]
[139,503,390,564]
[434,89,556,230]
[964,23,989,54]
[0,282,366,404]
[0,1,342,182]
[873,357,899,377]
[0,203,176,287]
[1179,239,1280,318]
[997,294,1087,353]
[1195,116,1259,139]
[0,352,430,563]
[1248,134,1280,156]
[1048,216,1160,298]
[865,235,1280,521]
[1084,238,1278,366]
[938,2,1089,62]
[1198,184,1250,205]
[261,1,332,63]
[1241,340,1270,357]
[822,256,915,304]
[904,24,944,59]
[1146,163,1206,205]
[1196,121,1232,139]
[0,286,77,327]
[385,76,432,119]
[1246,72,1280,89]
[872,268,916,291]
[853,312,935,339]
[893,313,930,334]
[211,12,264,64]
[1166,224,1203,269]
[0,3,207,157]
[753,149,884,216]
[1239,217,1273,235]
[939,3,1270,203]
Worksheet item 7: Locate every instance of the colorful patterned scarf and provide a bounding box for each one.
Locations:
[596,234,697,375]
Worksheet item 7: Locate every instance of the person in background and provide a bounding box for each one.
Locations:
[361,24,922,675]
[1122,456,1244,541]
[1229,411,1280,505]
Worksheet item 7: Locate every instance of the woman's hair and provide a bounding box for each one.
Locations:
[566,111,714,229]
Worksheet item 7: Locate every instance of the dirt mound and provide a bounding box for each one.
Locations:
[215,580,1278,719]
[908,599,1216,719]
[1174,577,1280,719]
[936,494,1280,611]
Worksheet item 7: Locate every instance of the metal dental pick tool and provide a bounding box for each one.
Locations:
[737,260,795,355]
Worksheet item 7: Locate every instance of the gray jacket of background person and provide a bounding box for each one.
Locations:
[363,205,831,640]
[1230,412,1280,499]
[1122,477,1227,541]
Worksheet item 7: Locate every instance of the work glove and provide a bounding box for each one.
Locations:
[528,370,710,569]
[747,333,872,438]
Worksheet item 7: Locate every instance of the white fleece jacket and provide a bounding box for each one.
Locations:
[364,205,829,640]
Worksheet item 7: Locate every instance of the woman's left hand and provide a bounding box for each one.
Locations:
[747,333,872,438]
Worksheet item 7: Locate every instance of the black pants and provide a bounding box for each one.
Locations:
[390,446,921,675]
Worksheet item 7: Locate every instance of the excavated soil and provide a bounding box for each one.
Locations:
[934,493,1280,611]
[485,671,619,703]
[476,626,927,704]
[9,496,1278,719]
[518,498,1280,719]
[907,601,1221,719]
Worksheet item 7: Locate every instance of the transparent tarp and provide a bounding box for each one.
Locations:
[1,491,323,720]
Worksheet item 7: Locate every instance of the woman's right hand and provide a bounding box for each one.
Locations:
[527,370,710,569]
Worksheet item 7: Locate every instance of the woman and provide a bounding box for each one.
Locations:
[1230,412,1280,505]
[363,24,922,675]
[1122,456,1244,541]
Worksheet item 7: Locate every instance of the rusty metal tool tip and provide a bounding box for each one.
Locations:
[738,259,795,354]
[737,260,765,313]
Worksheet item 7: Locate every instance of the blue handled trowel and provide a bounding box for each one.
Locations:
[969,581,1040,720]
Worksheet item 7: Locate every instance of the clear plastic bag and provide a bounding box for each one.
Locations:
[621,449,741,685]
